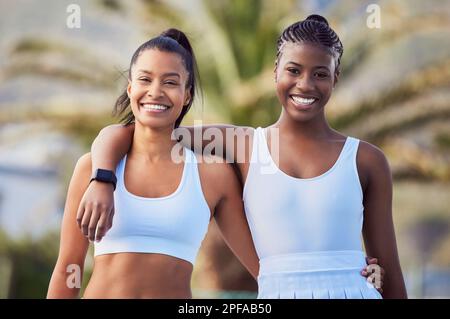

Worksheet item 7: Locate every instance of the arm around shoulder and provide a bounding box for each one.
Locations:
[91,123,135,172]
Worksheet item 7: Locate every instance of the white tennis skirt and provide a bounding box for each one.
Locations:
[257,250,382,299]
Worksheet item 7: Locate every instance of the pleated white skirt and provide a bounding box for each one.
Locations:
[257,250,382,299]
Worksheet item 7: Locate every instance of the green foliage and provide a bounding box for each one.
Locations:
[435,133,450,150]
[1,232,59,298]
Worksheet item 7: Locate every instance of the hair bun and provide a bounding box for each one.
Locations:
[160,28,193,55]
[305,14,329,26]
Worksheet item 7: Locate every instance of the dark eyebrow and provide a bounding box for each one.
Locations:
[137,70,180,78]
[162,72,181,78]
[286,62,330,71]
[286,61,302,67]
[137,70,152,75]
[314,66,331,72]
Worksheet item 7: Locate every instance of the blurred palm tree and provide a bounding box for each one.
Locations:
[2,0,450,296]
[325,0,450,182]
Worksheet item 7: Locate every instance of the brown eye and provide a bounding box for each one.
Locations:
[287,68,300,75]
[315,72,329,79]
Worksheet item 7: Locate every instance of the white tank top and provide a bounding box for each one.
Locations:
[243,127,364,260]
[94,148,210,265]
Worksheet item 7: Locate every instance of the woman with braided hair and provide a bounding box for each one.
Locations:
[75,15,406,298]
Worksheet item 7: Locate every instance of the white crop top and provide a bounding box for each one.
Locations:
[94,148,210,265]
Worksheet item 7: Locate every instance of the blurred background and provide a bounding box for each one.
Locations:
[0,0,449,298]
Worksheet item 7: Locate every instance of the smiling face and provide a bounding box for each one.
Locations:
[127,49,191,129]
[275,42,338,123]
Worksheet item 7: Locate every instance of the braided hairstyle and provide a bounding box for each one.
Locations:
[275,14,343,74]
[114,28,200,128]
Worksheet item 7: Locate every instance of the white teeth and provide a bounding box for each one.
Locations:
[141,103,169,110]
[291,96,316,105]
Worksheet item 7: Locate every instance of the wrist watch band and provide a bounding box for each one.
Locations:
[90,169,117,190]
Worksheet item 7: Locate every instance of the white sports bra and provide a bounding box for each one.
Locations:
[94,148,210,265]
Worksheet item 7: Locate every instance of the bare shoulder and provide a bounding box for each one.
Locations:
[357,141,389,168]
[196,154,241,195]
[195,154,241,212]
[196,154,237,182]
[357,140,391,184]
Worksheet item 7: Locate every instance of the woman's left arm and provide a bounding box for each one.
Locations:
[212,162,260,279]
[359,142,408,299]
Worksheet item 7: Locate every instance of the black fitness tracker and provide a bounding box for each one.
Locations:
[90,169,117,190]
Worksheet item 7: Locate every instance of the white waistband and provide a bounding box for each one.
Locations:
[259,250,366,275]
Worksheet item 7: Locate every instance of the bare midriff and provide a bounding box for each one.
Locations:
[83,253,193,298]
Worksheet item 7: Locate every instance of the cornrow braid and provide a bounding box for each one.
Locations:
[276,14,343,74]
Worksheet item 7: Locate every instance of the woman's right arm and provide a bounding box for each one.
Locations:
[88,122,247,173]
[47,154,92,298]
[91,124,135,173]
[175,124,253,163]
[78,123,252,241]
[76,124,135,241]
